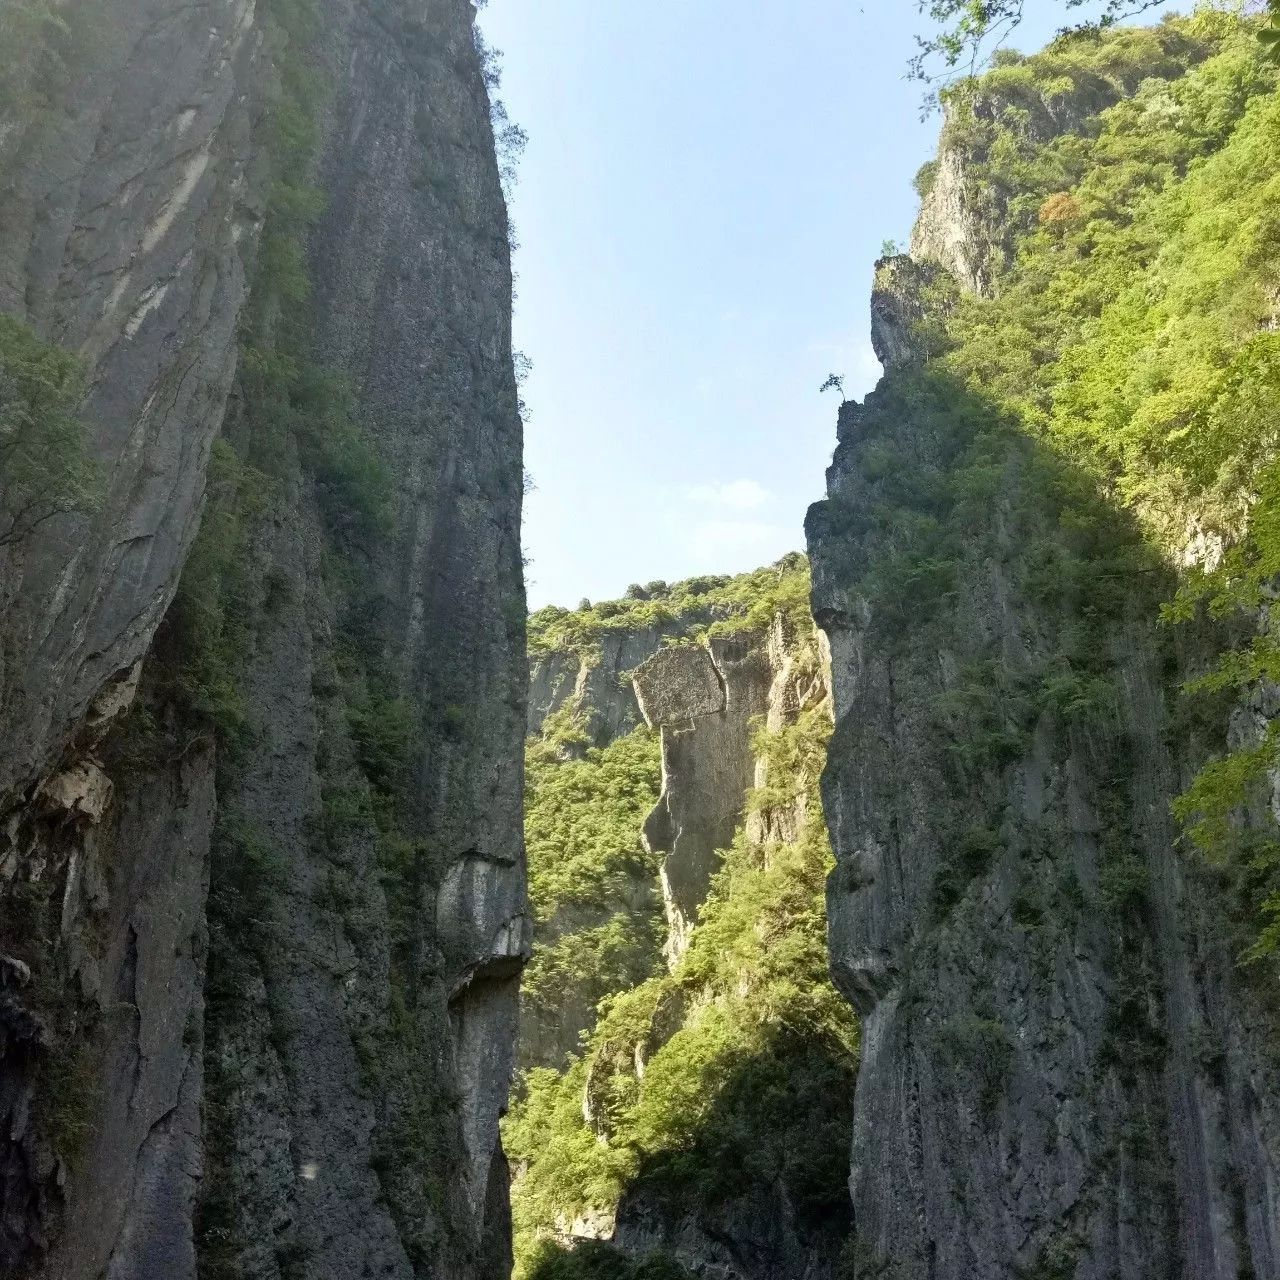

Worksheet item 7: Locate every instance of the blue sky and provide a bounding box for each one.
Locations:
[474,1,1152,609]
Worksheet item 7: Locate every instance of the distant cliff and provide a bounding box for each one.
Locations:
[809,15,1280,1278]
[510,559,857,1280]
[0,2,526,1277]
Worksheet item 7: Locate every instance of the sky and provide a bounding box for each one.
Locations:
[474,1,1149,610]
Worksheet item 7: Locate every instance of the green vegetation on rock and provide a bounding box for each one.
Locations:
[528,552,812,658]
[849,11,1280,961]
[0,314,97,547]
[521,713,664,1054]
[507,698,856,1277]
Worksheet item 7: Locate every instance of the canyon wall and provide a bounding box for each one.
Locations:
[0,2,526,1277]
[510,565,857,1280]
[808,19,1280,1278]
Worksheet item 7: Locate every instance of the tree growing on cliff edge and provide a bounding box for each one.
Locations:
[913,0,1280,94]
[820,373,847,402]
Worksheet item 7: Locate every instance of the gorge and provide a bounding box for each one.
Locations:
[1,5,1279,1280]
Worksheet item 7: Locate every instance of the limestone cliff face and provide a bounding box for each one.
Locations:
[633,637,771,965]
[510,579,854,1280]
[0,0,259,804]
[528,626,678,747]
[0,3,526,1278]
[809,383,1280,1279]
[808,41,1280,1272]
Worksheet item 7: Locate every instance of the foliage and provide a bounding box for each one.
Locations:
[821,373,847,401]
[936,15,1280,947]
[523,1240,691,1280]
[506,706,857,1275]
[0,1,71,127]
[528,553,812,657]
[887,12,1280,955]
[521,716,665,1043]
[161,439,267,746]
[0,314,97,546]
[910,0,1278,98]
[525,720,662,917]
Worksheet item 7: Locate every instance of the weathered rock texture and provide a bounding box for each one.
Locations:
[634,637,771,964]
[0,0,260,801]
[528,626,678,747]
[0,2,526,1278]
[511,587,851,1280]
[910,35,1211,295]
[809,381,1280,1280]
[868,256,953,372]
[521,630,671,1072]
[808,62,1280,1280]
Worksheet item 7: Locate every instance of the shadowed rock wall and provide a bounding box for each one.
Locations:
[0,2,526,1277]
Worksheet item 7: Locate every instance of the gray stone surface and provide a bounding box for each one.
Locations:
[615,1185,834,1280]
[200,2,528,1276]
[868,255,952,371]
[0,732,214,1280]
[0,0,261,806]
[0,0,527,1276]
[635,638,771,965]
[806,319,1280,1280]
[528,625,685,747]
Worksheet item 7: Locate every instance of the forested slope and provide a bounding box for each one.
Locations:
[510,560,858,1280]
[808,12,1280,1277]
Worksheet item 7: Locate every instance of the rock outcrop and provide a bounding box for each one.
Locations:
[528,626,680,747]
[910,28,1213,295]
[634,637,771,964]
[868,255,953,371]
[509,568,856,1280]
[809,376,1280,1280]
[0,2,526,1277]
[808,21,1280,1278]
[0,0,260,803]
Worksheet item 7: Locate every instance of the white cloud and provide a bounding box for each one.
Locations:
[682,478,774,511]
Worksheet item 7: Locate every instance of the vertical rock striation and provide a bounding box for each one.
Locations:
[809,21,1280,1279]
[0,0,261,801]
[634,637,771,965]
[0,1,526,1277]
[200,6,527,1275]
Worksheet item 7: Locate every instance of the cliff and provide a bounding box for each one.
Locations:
[509,560,857,1280]
[809,15,1280,1278]
[0,2,526,1278]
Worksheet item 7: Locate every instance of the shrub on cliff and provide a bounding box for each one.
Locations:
[0,316,97,547]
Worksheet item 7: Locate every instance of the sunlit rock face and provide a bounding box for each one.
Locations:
[0,1,526,1276]
[868,255,954,371]
[634,637,771,966]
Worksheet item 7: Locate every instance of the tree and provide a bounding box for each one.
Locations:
[912,0,1280,93]
[0,316,97,547]
[819,374,846,401]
